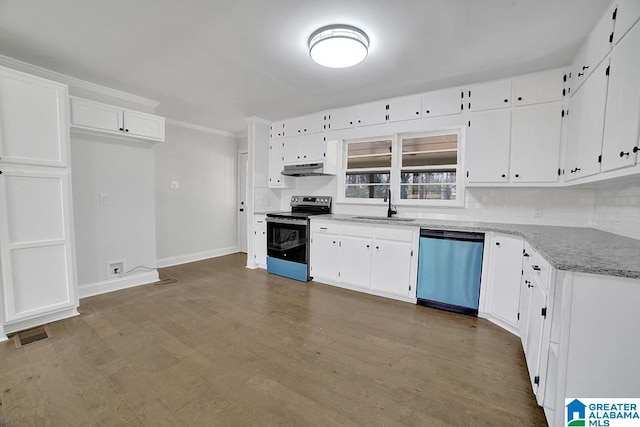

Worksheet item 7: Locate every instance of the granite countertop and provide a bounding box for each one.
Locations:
[313,214,640,280]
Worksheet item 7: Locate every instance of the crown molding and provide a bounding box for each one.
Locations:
[0,54,160,109]
[165,118,239,138]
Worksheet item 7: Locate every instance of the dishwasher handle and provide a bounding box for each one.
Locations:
[420,229,484,242]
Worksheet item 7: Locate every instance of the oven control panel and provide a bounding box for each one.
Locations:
[290,195,332,208]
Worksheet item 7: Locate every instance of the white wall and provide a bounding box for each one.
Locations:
[591,179,640,240]
[71,134,157,291]
[155,124,239,266]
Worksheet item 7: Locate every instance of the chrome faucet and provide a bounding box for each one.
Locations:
[383,189,397,218]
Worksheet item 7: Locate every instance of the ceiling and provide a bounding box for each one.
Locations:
[0,0,611,135]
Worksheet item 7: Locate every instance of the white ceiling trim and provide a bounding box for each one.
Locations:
[165,118,239,138]
[0,54,160,109]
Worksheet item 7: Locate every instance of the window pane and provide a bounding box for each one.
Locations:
[401,134,458,167]
[400,184,456,200]
[347,139,392,169]
[401,171,456,184]
[346,172,390,184]
[346,184,390,199]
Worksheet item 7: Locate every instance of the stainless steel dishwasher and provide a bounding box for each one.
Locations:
[416,229,485,316]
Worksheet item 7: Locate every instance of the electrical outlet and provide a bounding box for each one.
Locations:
[107,260,125,277]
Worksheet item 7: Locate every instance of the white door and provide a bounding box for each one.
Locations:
[310,233,339,282]
[370,240,412,296]
[486,234,524,329]
[338,236,372,288]
[602,21,640,172]
[510,103,563,183]
[238,152,248,253]
[465,109,511,183]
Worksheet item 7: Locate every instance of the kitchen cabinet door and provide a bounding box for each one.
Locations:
[123,110,165,141]
[370,240,413,297]
[287,113,325,135]
[282,136,302,164]
[485,234,524,331]
[268,140,288,188]
[355,101,387,127]
[254,215,267,268]
[564,58,609,181]
[310,232,339,282]
[270,120,286,139]
[519,268,534,349]
[421,87,462,118]
[387,95,422,122]
[512,68,564,107]
[70,96,123,136]
[465,109,511,183]
[0,67,69,168]
[510,103,562,183]
[524,281,547,395]
[464,79,512,112]
[300,134,326,163]
[601,21,640,172]
[326,107,356,131]
[338,236,372,289]
[613,0,640,45]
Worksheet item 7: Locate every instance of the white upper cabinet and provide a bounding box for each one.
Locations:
[613,0,640,44]
[0,67,69,167]
[570,2,616,94]
[286,112,325,136]
[325,107,356,131]
[421,87,463,118]
[268,140,289,188]
[386,95,422,122]
[601,20,640,172]
[465,109,511,183]
[269,120,286,139]
[70,97,165,142]
[283,134,326,165]
[355,100,388,126]
[513,68,565,106]
[510,103,563,183]
[565,58,609,181]
[464,78,512,112]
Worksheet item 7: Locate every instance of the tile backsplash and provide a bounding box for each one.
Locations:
[276,177,640,240]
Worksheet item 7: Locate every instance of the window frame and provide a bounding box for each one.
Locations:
[337,127,466,207]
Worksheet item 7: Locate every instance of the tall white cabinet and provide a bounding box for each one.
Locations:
[0,66,78,340]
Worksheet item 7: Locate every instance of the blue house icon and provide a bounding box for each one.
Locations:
[567,399,586,422]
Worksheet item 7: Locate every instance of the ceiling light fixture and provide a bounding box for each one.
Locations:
[308,24,369,68]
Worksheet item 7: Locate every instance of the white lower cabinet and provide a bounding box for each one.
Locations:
[310,220,418,302]
[253,214,267,269]
[480,233,524,333]
[522,278,548,401]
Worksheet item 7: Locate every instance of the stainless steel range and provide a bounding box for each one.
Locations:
[266,196,332,282]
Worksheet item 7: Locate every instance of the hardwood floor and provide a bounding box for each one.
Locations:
[0,254,547,426]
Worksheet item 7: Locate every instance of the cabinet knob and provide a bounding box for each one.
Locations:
[620,151,630,157]
[119,127,124,131]
[349,121,353,125]
[517,97,522,101]
[523,252,530,257]
[415,111,420,115]
[125,129,129,132]
[501,174,506,178]
[515,173,520,178]
[495,242,500,246]
[582,65,589,70]
[0,170,2,175]
[504,99,509,103]
[366,244,370,248]
[425,109,430,114]
[376,246,379,250]
[633,147,639,153]
[532,265,541,271]
[578,72,584,77]
[357,120,361,123]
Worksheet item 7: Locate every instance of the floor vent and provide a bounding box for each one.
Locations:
[13,325,50,348]
[155,269,178,286]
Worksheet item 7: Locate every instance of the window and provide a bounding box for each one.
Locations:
[400,133,458,201]
[344,138,392,199]
[341,130,463,206]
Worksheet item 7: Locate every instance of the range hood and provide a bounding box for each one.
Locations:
[281,163,333,177]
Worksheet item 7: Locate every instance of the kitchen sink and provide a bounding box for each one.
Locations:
[353,216,416,222]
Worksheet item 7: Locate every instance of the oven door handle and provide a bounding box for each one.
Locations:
[266,217,308,226]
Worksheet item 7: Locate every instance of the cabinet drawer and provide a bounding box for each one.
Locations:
[340,223,373,238]
[523,242,551,290]
[311,221,339,234]
[374,226,415,242]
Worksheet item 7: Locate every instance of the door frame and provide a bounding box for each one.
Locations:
[237,150,248,253]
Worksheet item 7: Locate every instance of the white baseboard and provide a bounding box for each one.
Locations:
[156,246,239,268]
[79,270,159,299]
[478,312,519,336]
[1,307,80,338]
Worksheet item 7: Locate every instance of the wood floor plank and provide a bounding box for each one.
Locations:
[0,253,547,426]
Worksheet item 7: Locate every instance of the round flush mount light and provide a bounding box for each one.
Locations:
[308,24,369,68]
